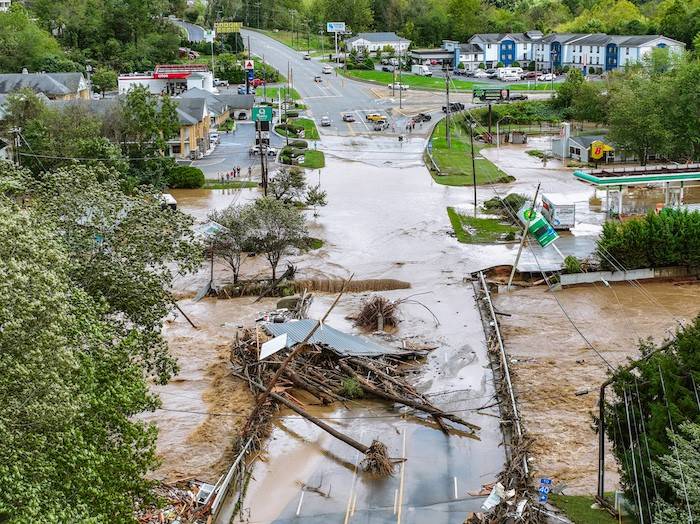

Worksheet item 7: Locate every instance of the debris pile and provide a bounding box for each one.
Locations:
[351,295,399,331]
[228,320,480,476]
[135,481,214,524]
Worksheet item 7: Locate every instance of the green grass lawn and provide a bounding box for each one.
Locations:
[300,149,325,169]
[343,69,487,92]
[258,86,301,101]
[446,207,517,243]
[429,120,514,186]
[549,494,634,524]
[203,180,258,189]
[259,29,333,53]
[292,117,320,140]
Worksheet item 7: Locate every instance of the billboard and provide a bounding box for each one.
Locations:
[326,22,346,32]
[253,106,273,122]
[215,21,242,33]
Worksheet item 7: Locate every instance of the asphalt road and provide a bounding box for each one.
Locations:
[171,18,206,42]
[242,29,437,136]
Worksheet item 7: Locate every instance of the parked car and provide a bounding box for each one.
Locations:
[320,116,331,127]
[373,120,389,131]
[414,113,432,122]
[540,73,556,81]
[214,78,229,87]
[249,146,278,157]
[209,132,220,145]
[381,58,389,65]
[523,71,541,79]
[342,113,356,122]
[473,69,489,78]
[314,75,322,82]
[366,113,387,122]
[381,65,393,72]
[237,85,246,94]
[237,111,247,120]
[322,65,333,74]
[387,83,409,90]
[251,78,265,88]
[509,93,528,101]
[485,68,498,78]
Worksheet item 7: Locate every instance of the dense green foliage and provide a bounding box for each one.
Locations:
[604,319,700,522]
[596,209,700,269]
[168,166,205,188]
[0,6,66,73]
[229,0,700,48]
[4,87,180,187]
[0,163,201,520]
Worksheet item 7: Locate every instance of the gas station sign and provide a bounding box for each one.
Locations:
[517,204,559,248]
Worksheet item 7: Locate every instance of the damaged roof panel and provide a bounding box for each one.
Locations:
[262,319,406,357]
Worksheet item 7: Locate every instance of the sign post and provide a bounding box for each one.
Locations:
[326,22,346,66]
[244,59,254,95]
[252,106,273,122]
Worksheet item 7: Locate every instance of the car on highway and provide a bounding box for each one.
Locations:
[303,53,311,60]
[473,69,489,78]
[387,83,409,90]
[442,102,465,113]
[249,146,278,157]
[540,73,556,81]
[366,113,387,122]
[342,113,356,122]
[523,71,542,80]
[322,65,333,74]
[314,75,322,82]
[320,116,331,127]
[414,113,432,122]
[508,93,528,101]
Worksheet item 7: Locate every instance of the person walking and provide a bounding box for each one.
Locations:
[248,165,252,178]
[237,166,241,177]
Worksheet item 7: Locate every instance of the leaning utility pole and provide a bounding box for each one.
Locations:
[445,67,451,149]
[507,183,541,290]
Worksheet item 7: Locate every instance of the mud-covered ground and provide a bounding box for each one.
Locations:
[494,281,700,494]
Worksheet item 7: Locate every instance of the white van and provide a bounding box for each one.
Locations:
[497,67,523,81]
[322,65,333,74]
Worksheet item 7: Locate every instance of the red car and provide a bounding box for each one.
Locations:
[251,78,265,88]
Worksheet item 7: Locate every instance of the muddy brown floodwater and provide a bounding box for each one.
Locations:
[494,281,700,494]
[152,130,617,522]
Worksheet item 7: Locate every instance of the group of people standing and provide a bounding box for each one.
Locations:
[218,165,252,183]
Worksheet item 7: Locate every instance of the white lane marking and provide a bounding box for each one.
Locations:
[454,476,458,499]
[296,491,305,516]
[393,489,399,515]
[397,428,407,524]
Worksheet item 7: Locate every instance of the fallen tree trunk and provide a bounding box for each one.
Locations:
[233,369,396,476]
[338,361,481,436]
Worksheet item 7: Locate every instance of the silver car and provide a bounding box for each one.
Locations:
[320,116,331,127]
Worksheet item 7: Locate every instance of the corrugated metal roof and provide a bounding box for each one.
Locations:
[262,319,405,357]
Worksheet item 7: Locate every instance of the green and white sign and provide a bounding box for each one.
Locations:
[517,204,559,248]
[252,106,273,122]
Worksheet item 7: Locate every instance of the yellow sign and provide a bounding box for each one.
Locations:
[590,140,614,160]
[215,21,242,33]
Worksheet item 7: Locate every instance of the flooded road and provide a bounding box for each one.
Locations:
[159,130,610,522]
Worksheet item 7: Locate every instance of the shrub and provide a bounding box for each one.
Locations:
[512,61,521,67]
[340,378,363,399]
[527,61,536,71]
[285,110,299,118]
[564,255,582,273]
[496,61,504,68]
[289,140,308,148]
[478,63,486,69]
[168,165,204,188]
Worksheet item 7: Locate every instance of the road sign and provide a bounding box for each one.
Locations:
[215,21,242,33]
[203,30,215,43]
[326,22,346,32]
[517,204,559,248]
[244,59,254,70]
[538,477,552,505]
[247,69,255,81]
[253,106,273,122]
[539,478,552,485]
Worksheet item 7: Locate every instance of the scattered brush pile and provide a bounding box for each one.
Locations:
[228,326,480,476]
[352,295,400,331]
[291,278,411,294]
[135,482,207,524]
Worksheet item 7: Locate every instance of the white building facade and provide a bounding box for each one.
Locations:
[345,32,411,54]
[0,0,10,12]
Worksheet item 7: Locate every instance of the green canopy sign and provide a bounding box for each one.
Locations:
[517,204,559,248]
[253,106,273,122]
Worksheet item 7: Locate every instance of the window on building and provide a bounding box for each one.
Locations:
[625,47,629,55]
[508,53,513,59]
[487,44,491,49]
[569,146,581,156]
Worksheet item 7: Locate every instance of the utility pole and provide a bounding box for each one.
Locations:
[488,103,493,139]
[11,128,21,167]
[285,62,290,147]
[507,183,541,290]
[246,35,252,95]
[468,117,477,217]
[398,49,403,109]
[445,67,451,149]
